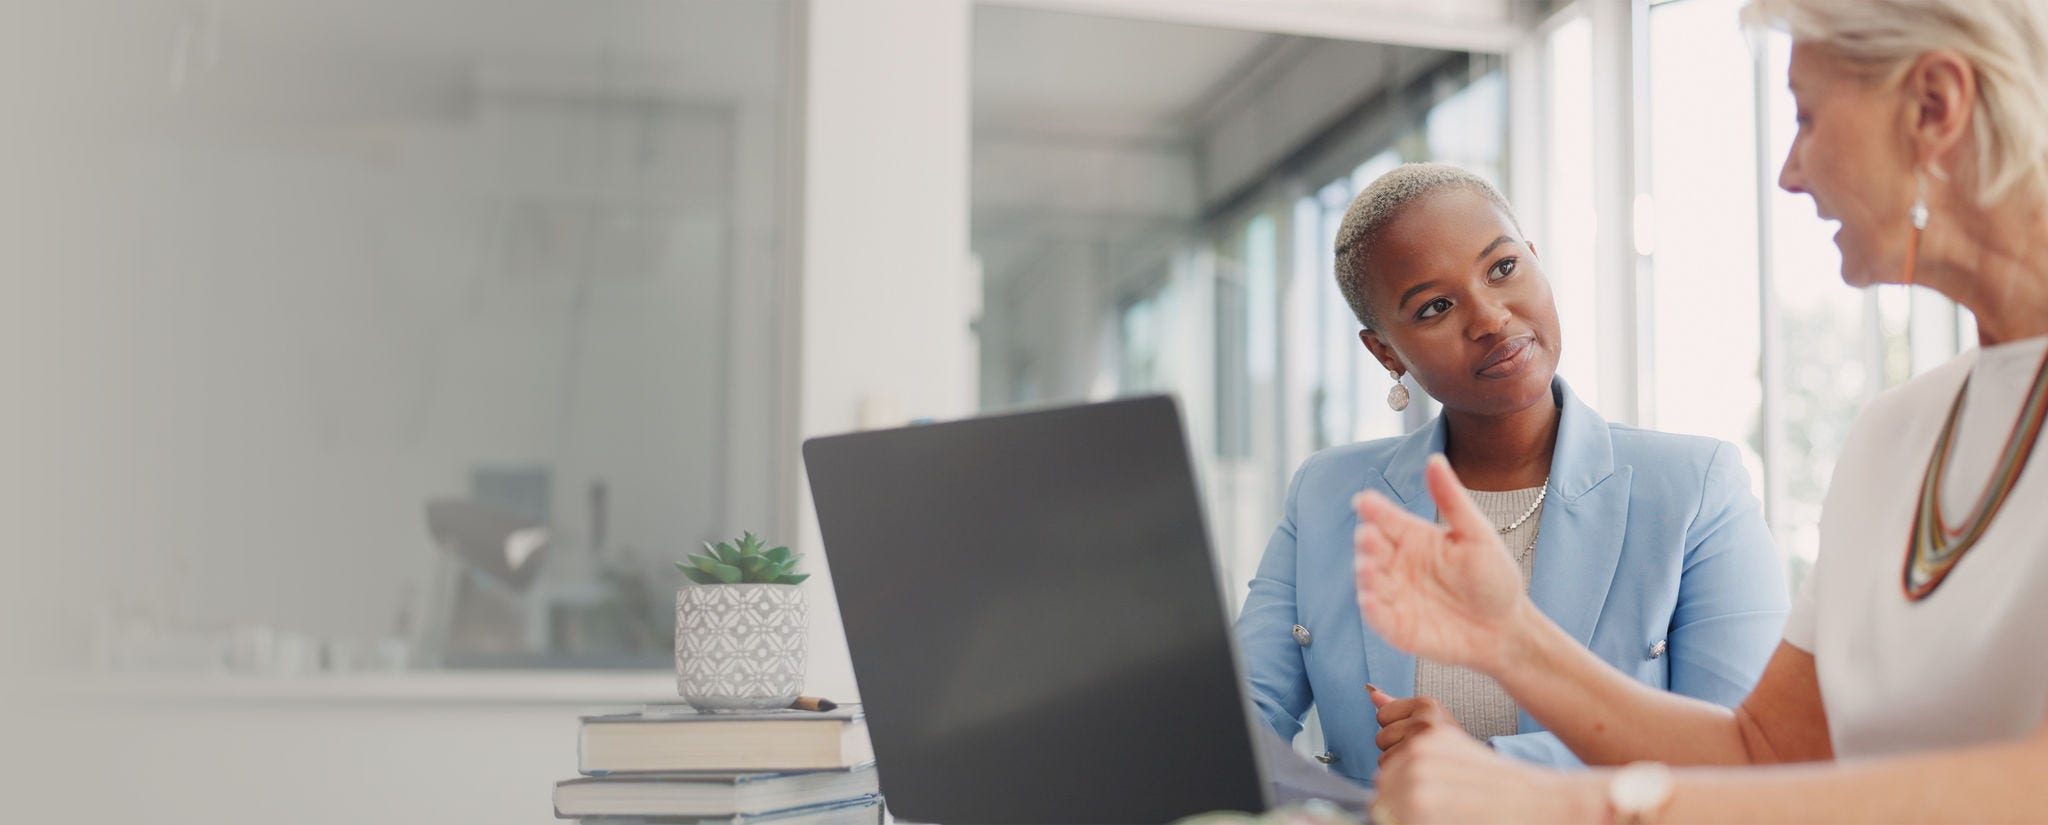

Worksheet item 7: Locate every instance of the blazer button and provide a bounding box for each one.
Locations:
[1649,639,1668,659]
[1315,751,1340,764]
[1292,624,1312,647]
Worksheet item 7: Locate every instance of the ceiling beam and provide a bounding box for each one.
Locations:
[975,0,1524,54]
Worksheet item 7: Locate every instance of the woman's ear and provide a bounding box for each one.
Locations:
[1358,329,1404,375]
[1904,49,1975,168]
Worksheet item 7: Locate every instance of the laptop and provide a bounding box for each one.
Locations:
[803,395,1369,825]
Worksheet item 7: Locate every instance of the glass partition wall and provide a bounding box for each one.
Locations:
[25,0,799,672]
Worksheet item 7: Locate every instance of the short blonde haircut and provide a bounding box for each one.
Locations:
[1743,0,2048,207]
[1334,163,1521,330]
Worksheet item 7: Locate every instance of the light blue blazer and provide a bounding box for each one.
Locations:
[1234,377,1787,785]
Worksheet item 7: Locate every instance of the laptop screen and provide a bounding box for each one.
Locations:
[804,396,1270,824]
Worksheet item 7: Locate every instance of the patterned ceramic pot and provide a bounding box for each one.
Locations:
[675,583,807,711]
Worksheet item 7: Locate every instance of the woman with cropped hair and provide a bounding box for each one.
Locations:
[1233,161,1788,787]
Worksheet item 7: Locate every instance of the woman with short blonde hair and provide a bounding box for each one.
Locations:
[1350,0,2048,821]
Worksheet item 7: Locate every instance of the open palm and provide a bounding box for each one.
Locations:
[1353,455,1529,673]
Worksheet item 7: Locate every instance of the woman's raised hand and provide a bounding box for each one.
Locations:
[1352,455,1532,674]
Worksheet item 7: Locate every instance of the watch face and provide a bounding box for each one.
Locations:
[1613,763,1675,811]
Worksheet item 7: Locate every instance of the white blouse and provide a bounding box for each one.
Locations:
[1783,334,2048,759]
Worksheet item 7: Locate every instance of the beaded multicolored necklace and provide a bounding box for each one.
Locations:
[1902,347,2048,601]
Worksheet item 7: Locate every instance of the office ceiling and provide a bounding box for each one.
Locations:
[973,5,1283,143]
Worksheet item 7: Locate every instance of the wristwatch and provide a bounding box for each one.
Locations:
[1606,761,1674,825]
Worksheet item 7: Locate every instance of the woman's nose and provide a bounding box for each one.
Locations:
[1778,149,1806,195]
[1466,296,1512,339]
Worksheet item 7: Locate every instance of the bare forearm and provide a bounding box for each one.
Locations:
[1492,600,1753,766]
[1641,737,2048,823]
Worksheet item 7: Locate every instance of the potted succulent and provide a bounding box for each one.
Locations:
[674,532,810,711]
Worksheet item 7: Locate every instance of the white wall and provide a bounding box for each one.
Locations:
[796,0,977,701]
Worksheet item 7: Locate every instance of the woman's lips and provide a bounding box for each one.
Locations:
[1475,337,1535,379]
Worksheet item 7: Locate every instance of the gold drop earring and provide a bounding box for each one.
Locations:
[1386,370,1410,412]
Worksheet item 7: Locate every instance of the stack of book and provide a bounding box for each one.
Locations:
[553,703,880,824]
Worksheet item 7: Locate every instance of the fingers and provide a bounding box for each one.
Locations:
[1377,728,1525,824]
[1353,521,1394,589]
[1373,694,1444,728]
[1424,454,1492,541]
[1366,683,1396,710]
[1372,692,1453,766]
[1354,527,1405,640]
[1376,727,1432,774]
[1358,586,1397,636]
[1352,502,1413,595]
[1375,717,1428,760]
[1352,489,1436,547]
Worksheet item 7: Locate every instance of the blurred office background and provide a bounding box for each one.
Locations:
[0,0,1981,822]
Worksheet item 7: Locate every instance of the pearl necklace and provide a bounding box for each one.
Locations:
[1495,478,1549,534]
[1495,477,1549,563]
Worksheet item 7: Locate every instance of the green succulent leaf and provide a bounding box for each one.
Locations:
[681,532,798,585]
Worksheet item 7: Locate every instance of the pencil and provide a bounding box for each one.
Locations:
[789,696,837,712]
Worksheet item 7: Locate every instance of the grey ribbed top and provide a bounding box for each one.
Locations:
[1413,484,1546,741]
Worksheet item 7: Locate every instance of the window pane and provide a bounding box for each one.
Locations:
[1349,152,1408,443]
[1763,30,1868,564]
[1647,0,1763,482]
[1317,180,1356,451]
[1286,195,1326,470]
[1545,14,1603,407]
[1427,70,1506,185]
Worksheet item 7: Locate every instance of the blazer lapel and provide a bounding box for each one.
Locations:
[1352,379,1629,720]
[1357,416,1448,698]
[1528,470,1631,643]
[1522,378,1630,727]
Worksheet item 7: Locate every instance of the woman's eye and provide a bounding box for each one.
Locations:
[1416,297,1452,319]
[1490,257,1517,281]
